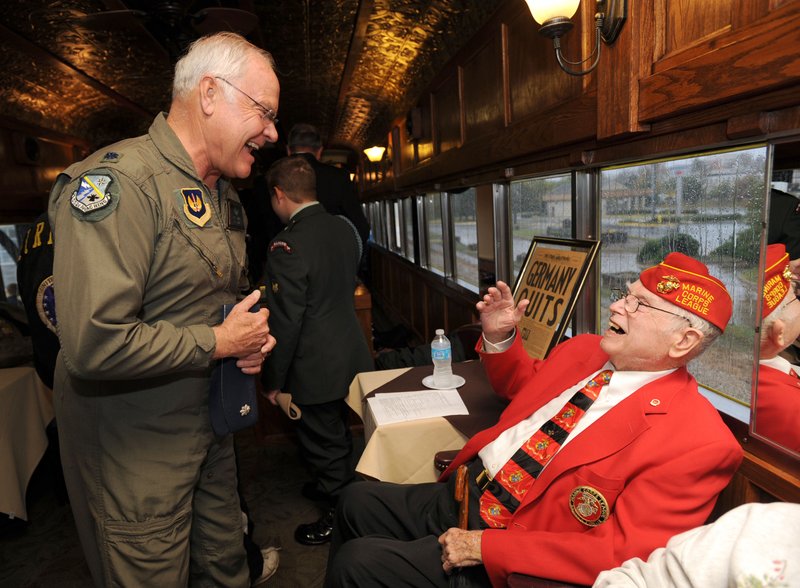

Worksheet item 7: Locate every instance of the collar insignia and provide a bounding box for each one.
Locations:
[569,486,609,527]
[100,151,122,163]
[656,275,680,293]
[181,188,211,227]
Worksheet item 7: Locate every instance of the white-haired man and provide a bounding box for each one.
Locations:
[49,33,278,586]
[327,253,743,587]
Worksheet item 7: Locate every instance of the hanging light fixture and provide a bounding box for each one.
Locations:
[525,0,627,76]
[363,146,386,163]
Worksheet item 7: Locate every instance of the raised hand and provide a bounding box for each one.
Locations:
[476,281,529,344]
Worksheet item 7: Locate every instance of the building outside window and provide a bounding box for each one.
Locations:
[598,146,766,405]
[509,174,572,278]
[450,188,479,291]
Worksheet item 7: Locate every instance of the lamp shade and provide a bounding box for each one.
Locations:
[525,0,580,24]
[363,146,386,162]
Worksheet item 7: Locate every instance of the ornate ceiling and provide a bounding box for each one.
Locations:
[0,0,502,154]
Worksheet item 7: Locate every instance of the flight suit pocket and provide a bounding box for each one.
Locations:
[170,218,226,287]
[104,507,192,586]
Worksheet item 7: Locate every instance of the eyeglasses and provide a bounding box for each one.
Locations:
[610,288,693,327]
[215,76,278,125]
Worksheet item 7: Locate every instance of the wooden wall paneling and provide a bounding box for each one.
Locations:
[597,0,653,139]
[462,36,504,142]
[428,282,446,337]
[506,3,580,124]
[395,93,597,191]
[433,72,462,155]
[639,2,800,123]
[732,0,776,29]
[663,0,735,56]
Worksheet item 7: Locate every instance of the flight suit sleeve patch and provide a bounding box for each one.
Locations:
[174,188,214,228]
[69,172,119,222]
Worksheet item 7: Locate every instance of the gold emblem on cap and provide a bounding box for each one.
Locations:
[656,275,680,293]
[569,486,609,527]
[782,264,793,281]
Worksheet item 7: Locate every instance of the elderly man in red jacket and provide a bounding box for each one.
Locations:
[755,243,800,453]
[325,252,743,588]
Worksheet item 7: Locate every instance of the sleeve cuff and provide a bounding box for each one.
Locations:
[481,330,515,353]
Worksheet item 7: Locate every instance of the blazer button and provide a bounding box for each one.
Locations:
[650,398,661,407]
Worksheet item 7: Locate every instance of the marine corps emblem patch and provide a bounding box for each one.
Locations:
[569,486,609,527]
[656,275,680,294]
[181,188,212,227]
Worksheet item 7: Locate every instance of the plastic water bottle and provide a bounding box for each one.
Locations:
[431,329,453,387]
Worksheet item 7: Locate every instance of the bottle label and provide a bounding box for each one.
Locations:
[432,348,451,361]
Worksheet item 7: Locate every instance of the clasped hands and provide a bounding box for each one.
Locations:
[212,290,276,374]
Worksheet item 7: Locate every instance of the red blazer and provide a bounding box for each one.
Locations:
[755,363,800,452]
[439,334,742,587]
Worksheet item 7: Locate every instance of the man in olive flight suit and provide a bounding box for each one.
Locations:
[261,156,374,546]
[48,33,278,587]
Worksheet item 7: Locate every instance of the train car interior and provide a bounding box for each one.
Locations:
[1,0,799,586]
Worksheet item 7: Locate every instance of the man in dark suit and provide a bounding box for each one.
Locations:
[262,156,374,546]
[286,123,370,248]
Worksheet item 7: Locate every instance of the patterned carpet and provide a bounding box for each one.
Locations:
[0,430,363,588]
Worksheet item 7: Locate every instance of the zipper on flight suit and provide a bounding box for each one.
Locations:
[172,218,224,278]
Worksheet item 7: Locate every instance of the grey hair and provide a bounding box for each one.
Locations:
[172,32,275,100]
[664,300,722,359]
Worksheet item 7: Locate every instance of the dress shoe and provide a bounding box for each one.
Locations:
[251,547,280,586]
[294,508,335,546]
[301,481,332,503]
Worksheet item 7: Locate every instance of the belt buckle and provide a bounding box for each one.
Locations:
[476,469,492,491]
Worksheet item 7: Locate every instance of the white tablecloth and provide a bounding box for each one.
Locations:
[347,368,468,484]
[0,366,54,520]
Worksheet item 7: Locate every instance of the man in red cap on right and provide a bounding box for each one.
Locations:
[756,243,800,452]
[326,252,743,588]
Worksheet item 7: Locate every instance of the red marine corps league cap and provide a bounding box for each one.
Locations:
[639,252,732,332]
[762,243,792,318]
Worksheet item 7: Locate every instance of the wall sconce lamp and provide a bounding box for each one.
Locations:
[525,0,627,76]
[363,146,386,163]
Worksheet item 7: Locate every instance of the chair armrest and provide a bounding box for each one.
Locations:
[433,449,461,472]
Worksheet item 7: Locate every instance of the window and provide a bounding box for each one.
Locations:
[0,224,29,304]
[598,146,767,405]
[424,192,445,275]
[509,174,572,277]
[402,197,415,261]
[450,188,479,291]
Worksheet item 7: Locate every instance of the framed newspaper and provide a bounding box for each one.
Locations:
[512,236,600,359]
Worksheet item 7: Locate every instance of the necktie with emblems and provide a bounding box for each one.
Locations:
[478,369,613,528]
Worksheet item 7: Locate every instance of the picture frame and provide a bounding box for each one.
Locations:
[512,236,600,359]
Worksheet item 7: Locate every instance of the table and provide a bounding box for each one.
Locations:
[346,361,506,484]
[0,366,54,520]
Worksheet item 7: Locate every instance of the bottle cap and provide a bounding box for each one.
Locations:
[435,329,444,335]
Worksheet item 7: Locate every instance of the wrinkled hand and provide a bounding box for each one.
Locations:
[438,528,483,573]
[212,290,274,366]
[476,281,529,344]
